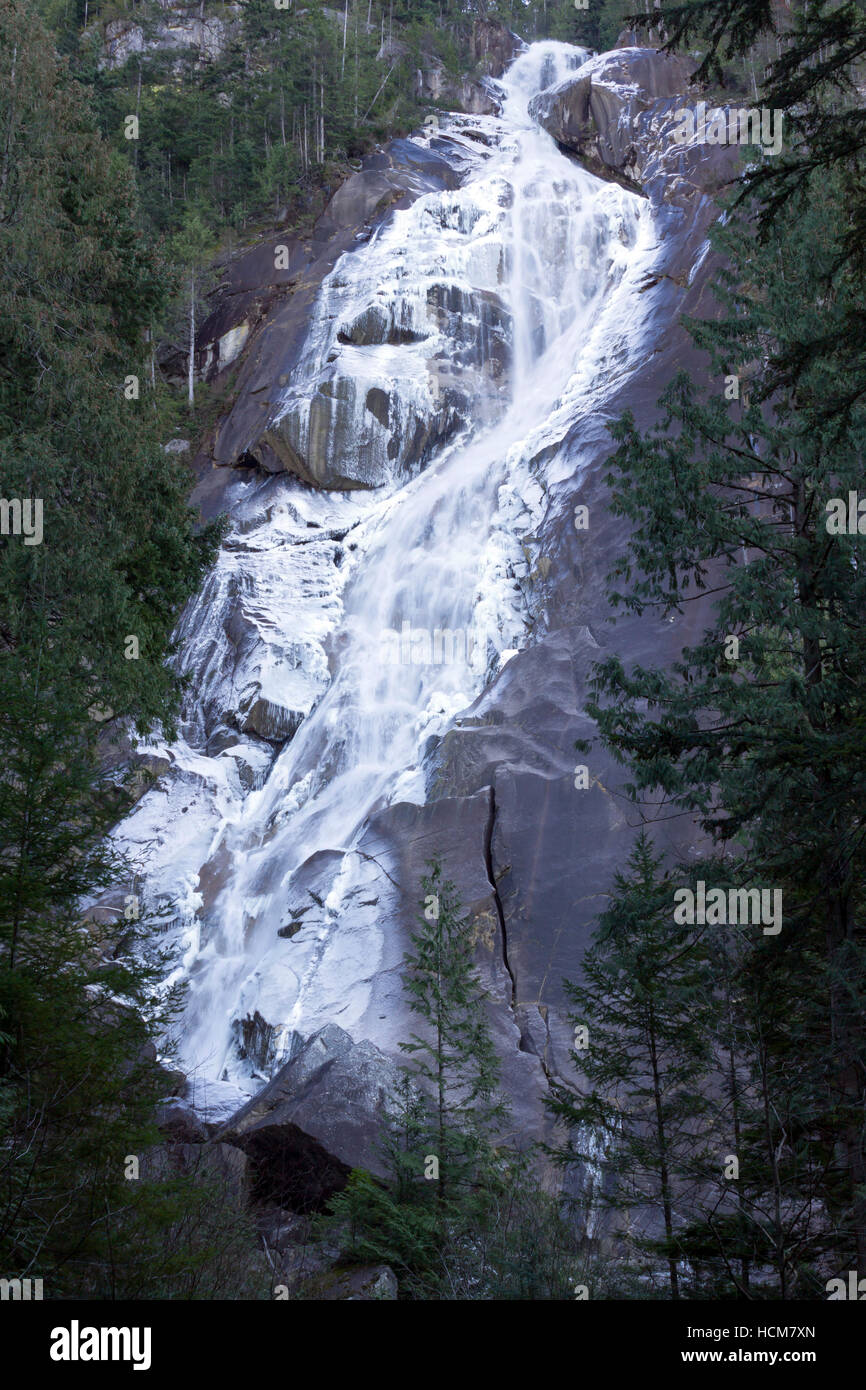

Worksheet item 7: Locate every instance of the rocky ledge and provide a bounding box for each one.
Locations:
[529,45,745,208]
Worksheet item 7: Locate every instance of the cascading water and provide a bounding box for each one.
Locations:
[115,41,666,1112]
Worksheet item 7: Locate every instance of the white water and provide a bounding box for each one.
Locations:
[113,42,666,1107]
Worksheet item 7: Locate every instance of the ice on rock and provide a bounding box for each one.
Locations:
[109,41,673,1101]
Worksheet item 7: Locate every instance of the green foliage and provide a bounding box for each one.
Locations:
[57,0,491,242]
[642,0,866,425]
[400,857,508,1203]
[325,1168,443,1297]
[547,833,715,1298]
[574,173,866,1287]
[0,0,251,1299]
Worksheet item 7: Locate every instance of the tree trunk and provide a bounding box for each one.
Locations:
[188,272,195,409]
[648,1007,679,1299]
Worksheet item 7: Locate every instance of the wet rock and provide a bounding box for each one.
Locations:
[216,738,276,792]
[184,1075,253,1131]
[415,66,502,116]
[157,1099,208,1143]
[338,303,428,347]
[200,137,472,496]
[529,46,741,206]
[365,386,390,428]
[234,1009,279,1073]
[216,1024,401,1205]
[239,693,304,743]
[470,17,525,78]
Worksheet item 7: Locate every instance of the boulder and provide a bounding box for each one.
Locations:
[306,1264,399,1300]
[156,1098,208,1143]
[216,1024,402,1208]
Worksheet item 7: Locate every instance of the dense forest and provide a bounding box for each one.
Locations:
[0,0,864,1320]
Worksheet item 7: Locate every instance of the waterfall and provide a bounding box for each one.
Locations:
[114,41,665,1109]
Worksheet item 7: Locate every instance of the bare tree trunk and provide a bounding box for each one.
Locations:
[648,1008,680,1299]
[134,59,142,171]
[320,72,325,162]
[188,272,195,409]
[362,64,395,122]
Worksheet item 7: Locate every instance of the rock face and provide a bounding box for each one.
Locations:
[100,0,240,70]
[309,1264,399,1300]
[196,131,504,493]
[115,42,738,1212]
[215,1025,400,1208]
[529,46,743,205]
[414,66,503,116]
[414,16,523,109]
[469,18,525,78]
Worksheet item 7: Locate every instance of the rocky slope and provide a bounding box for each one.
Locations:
[105,38,744,1212]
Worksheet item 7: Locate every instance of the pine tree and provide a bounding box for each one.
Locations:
[0,0,243,1298]
[326,858,512,1297]
[639,0,866,425]
[400,857,508,1208]
[0,0,222,954]
[677,921,834,1299]
[546,833,716,1298]
[584,172,866,1273]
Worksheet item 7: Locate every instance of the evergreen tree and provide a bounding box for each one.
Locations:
[0,0,247,1298]
[547,833,715,1298]
[0,0,221,952]
[677,921,834,1299]
[327,858,514,1297]
[638,0,866,424]
[400,857,508,1207]
[584,172,866,1274]
[171,204,216,410]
